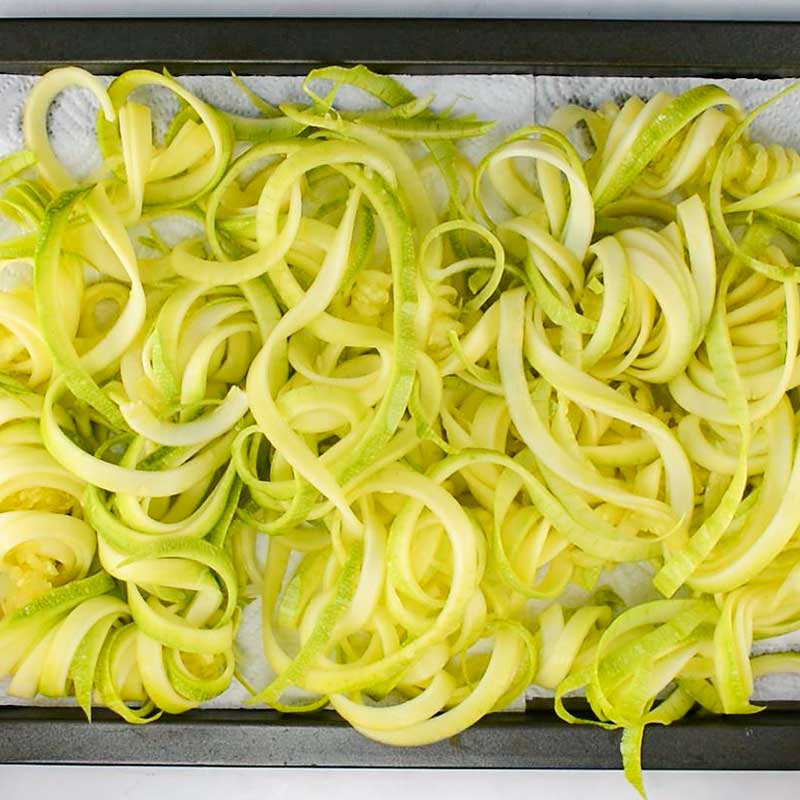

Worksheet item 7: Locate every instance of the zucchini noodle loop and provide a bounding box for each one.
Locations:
[1,65,800,795]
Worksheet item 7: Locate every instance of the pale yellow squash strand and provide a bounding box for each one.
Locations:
[23,67,116,191]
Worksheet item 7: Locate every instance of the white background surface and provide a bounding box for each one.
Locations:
[1,767,798,800]
[0,2,799,799]
[0,0,799,18]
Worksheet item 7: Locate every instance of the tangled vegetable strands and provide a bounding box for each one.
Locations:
[1,64,800,795]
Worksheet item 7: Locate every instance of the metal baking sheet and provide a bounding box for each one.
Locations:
[0,16,799,770]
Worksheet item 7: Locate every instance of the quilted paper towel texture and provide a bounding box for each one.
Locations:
[0,72,798,706]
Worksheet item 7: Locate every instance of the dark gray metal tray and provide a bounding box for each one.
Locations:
[0,16,798,770]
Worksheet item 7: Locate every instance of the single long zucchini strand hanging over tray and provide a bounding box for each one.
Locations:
[1,64,800,796]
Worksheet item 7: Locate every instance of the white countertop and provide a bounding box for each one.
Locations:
[0,0,799,18]
[0,3,798,799]
[1,766,797,800]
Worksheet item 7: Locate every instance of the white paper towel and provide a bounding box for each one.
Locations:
[0,71,798,709]
[0,73,535,169]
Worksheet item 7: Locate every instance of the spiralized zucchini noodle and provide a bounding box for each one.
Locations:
[1,64,800,794]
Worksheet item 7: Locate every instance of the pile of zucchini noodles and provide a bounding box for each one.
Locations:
[1,64,800,794]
